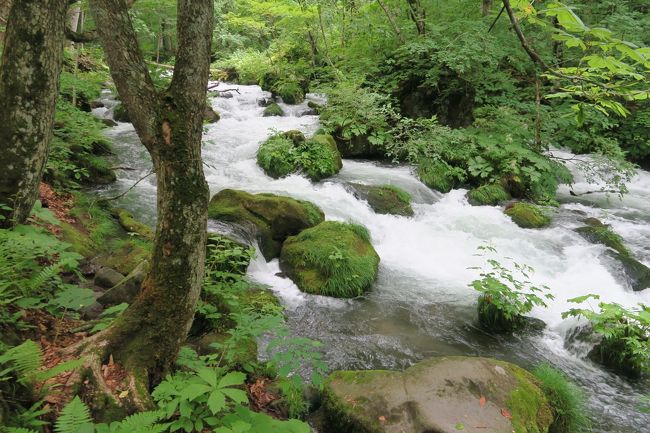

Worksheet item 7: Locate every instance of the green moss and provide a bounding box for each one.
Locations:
[257,135,298,179]
[417,159,457,193]
[575,225,630,257]
[263,102,285,117]
[468,184,511,206]
[505,203,551,229]
[257,133,342,182]
[111,208,154,240]
[208,189,324,260]
[366,185,413,216]
[505,364,554,433]
[280,221,380,298]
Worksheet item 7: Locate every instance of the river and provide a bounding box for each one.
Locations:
[93,83,650,432]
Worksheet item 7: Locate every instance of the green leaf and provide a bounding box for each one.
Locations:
[218,371,246,389]
[222,388,249,405]
[207,390,226,414]
[180,383,211,401]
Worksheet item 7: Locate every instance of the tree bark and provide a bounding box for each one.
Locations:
[406,0,425,35]
[377,0,405,44]
[0,0,68,226]
[89,0,212,386]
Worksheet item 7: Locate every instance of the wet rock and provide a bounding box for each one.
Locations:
[280,221,379,298]
[94,267,125,289]
[263,103,284,117]
[257,97,274,107]
[97,260,147,307]
[322,356,553,433]
[90,100,105,109]
[80,300,104,321]
[219,92,234,99]
[349,184,413,216]
[208,189,324,260]
[101,118,118,127]
[111,208,154,240]
[204,105,220,123]
[467,184,511,206]
[505,203,551,229]
[334,131,384,159]
[113,103,130,122]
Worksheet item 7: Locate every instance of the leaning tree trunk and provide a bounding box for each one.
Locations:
[0,0,67,227]
[88,0,213,392]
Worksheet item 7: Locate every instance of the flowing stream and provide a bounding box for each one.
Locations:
[93,84,650,432]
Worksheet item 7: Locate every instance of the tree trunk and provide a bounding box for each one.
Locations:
[0,0,68,226]
[406,0,425,35]
[89,0,212,387]
[482,0,493,16]
[377,0,405,44]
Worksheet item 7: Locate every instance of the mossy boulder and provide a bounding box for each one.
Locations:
[322,356,553,433]
[275,82,304,104]
[113,103,130,122]
[575,219,650,291]
[505,203,551,229]
[351,184,413,216]
[417,159,457,193]
[280,221,380,298]
[263,102,285,117]
[468,184,511,206]
[78,156,116,185]
[257,132,342,182]
[208,189,324,260]
[333,132,384,159]
[204,105,220,123]
[110,208,154,240]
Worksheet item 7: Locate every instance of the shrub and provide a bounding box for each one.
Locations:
[533,364,592,433]
[470,245,554,332]
[562,296,650,377]
[257,135,298,178]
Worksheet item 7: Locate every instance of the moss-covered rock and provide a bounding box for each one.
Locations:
[575,219,650,291]
[204,105,220,123]
[322,356,553,433]
[275,82,304,104]
[110,208,154,240]
[263,102,285,117]
[468,184,511,206]
[505,203,551,229]
[417,159,457,193]
[256,132,342,182]
[78,156,116,185]
[334,132,384,159]
[208,189,324,260]
[280,221,380,298]
[351,184,413,216]
[113,103,130,122]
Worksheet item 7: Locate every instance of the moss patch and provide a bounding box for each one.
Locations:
[353,184,414,216]
[280,221,380,298]
[575,225,629,257]
[263,102,285,117]
[110,208,154,240]
[417,159,457,193]
[468,184,511,206]
[208,189,324,260]
[505,203,551,229]
[505,363,554,433]
[257,132,342,181]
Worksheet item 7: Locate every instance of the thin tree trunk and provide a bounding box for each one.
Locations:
[376,0,405,44]
[482,0,493,16]
[0,0,68,226]
[406,0,426,35]
[89,0,212,386]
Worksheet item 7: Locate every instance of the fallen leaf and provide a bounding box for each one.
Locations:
[479,395,486,407]
[455,423,465,430]
[501,408,512,419]
[119,390,129,399]
[378,416,386,422]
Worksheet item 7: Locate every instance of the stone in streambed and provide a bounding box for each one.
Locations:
[208,189,324,261]
[322,356,553,433]
[263,102,285,117]
[280,221,379,298]
[467,184,511,206]
[505,202,551,229]
[350,184,413,216]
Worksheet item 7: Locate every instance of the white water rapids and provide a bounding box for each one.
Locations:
[93,83,650,432]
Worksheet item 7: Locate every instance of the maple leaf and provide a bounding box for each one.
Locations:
[479,396,486,407]
[501,408,512,419]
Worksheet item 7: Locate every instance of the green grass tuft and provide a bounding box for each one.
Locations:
[533,364,592,433]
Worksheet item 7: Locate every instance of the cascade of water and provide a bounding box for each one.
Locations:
[96,83,650,432]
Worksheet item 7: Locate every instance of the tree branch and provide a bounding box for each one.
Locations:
[65,27,97,43]
[89,0,159,151]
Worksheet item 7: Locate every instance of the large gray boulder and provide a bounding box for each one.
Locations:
[322,356,553,433]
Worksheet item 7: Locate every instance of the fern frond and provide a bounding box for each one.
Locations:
[0,340,43,381]
[112,410,166,433]
[4,428,40,433]
[54,396,93,433]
